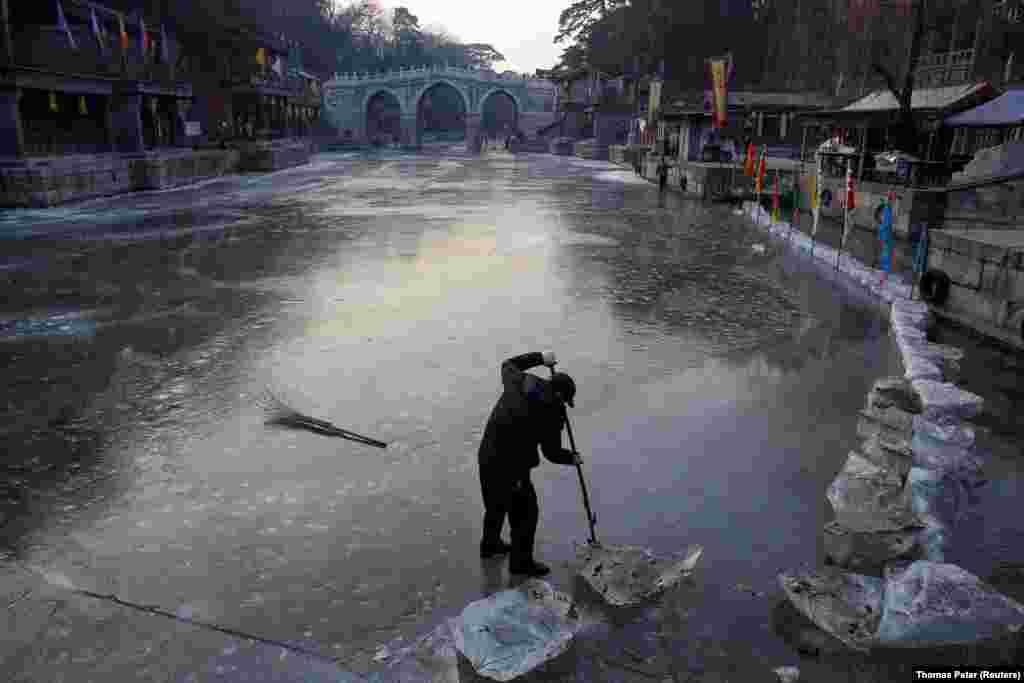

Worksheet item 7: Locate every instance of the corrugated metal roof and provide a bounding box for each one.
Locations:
[945,89,1024,127]
[842,82,992,112]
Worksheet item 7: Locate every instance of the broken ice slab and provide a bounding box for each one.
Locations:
[876,561,1024,648]
[822,521,922,575]
[911,380,984,424]
[575,544,703,607]
[827,452,922,533]
[451,579,580,682]
[891,299,931,317]
[913,416,977,449]
[899,342,965,383]
[857,405,915,446]
[778,567,883,651]
[866,377,922,415]
[904,355,944,382]
[859,437,913,479]
[911,428,985,475]
[907,467,982,534]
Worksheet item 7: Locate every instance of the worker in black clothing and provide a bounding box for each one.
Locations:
[477,351,580,577]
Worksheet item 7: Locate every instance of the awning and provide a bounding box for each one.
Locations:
[798,82,999,125]
[944,89,1024,127]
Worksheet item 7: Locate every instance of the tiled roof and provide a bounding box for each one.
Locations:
[842,82,994,112]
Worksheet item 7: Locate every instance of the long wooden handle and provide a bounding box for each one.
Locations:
[550,365,598,545]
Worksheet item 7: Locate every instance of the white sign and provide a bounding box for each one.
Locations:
[185,121,201,136]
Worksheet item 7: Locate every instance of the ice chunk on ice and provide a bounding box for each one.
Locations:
[451,579,580,681]
[778,567,883,651]
[827,453,922,533]
[575,543,703,607]
[822,521,922,573]
[911,380,984,423]
[876,561,1024,647]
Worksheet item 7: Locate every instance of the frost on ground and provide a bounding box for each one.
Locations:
[593,171,650,186]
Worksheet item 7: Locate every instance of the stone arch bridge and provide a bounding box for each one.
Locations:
[323,66,557,152]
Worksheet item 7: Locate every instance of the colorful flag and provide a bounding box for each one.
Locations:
[256,48,266,67]
[745,143,755,176]
[119,14,129,51]
[913,223,930,274]
[839,160,854,260]
[56,0,77,49]
[879,192,895,277]
[78,95,88,115]
[756,146,767,194]
[90,8,105,52]
[49,91,59,113]
[709,56,729,129]
[791,174,801,226]
[846,168,856,210]
[811,154,823,249]
[160,24,169,64]
[772,174,781,223]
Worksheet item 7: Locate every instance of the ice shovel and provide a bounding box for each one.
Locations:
[549,366,599,546]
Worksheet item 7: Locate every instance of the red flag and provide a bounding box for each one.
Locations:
[745,143,756,176]
[756,146,767,193]
[846,167,856,210]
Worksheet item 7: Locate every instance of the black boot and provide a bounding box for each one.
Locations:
[509,560,551,577]
[480,539,512,559]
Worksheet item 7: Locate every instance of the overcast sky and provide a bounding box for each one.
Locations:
[382,0,564,73]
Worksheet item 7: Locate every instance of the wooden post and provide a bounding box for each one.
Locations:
[0,0,12,68]
[857,124,868,183]
[792,124,809,244]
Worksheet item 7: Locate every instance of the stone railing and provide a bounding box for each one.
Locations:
[327,65,549,84]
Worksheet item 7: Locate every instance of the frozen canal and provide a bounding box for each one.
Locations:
[0,149,1020,680]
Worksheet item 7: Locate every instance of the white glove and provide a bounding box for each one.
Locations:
[541,351,557,367]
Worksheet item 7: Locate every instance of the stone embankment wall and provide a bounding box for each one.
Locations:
[942,173,1024,232]
[0,140,311,208]
[744,203,1024,653]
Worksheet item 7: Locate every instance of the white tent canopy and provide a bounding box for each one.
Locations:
[945,90,1024,128]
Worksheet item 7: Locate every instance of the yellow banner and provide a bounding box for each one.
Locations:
[710,58,728,129]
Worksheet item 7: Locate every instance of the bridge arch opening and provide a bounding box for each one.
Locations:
[417,82,467,144]
[365,91,402,146]
[481,91,518,140]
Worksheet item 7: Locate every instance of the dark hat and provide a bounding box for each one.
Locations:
[550,372,576,408]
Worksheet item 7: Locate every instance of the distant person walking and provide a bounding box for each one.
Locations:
[658,157,669,192]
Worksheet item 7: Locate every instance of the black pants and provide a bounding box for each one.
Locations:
[480,465,538,567]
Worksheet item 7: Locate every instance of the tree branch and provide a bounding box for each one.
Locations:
[872,62,902,102]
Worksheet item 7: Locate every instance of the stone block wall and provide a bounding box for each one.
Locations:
[0,155,134,208]
[942,175,1024,232]
[128,150,240,191]
[237,140,312,173]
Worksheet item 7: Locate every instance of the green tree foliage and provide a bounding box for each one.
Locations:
[136,0,505,79]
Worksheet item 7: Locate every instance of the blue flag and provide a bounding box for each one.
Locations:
[913,224,929,274]
[879,203,894,273]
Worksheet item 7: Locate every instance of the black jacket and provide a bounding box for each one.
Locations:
[477,352,577,479]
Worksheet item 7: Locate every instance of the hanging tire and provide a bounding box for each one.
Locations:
[919,269,951,306]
